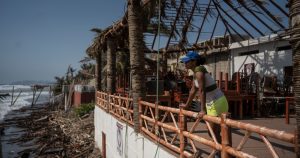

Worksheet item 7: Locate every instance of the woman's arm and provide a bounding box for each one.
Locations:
[184,84,198,109]
[195,71,206,112]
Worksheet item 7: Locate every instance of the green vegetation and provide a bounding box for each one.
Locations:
[74,103,95,117]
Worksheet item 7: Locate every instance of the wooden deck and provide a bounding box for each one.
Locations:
[183,117,296,158]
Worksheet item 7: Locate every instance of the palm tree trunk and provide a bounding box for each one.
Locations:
[290,0,300,156]
[102,52,107,91]
[96,51,102,91]
[128,0,145,133]
[107,38,117,94]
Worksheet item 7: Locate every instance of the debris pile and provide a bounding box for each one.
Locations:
[1,104,100,158]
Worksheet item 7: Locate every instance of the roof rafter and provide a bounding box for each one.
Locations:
[214,0,254,39]
[237,0,276,33]
[252,0,285,29]
[223,0,265,36]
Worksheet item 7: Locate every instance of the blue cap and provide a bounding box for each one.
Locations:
[180,51,200,63]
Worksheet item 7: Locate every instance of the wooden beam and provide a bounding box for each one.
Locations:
[165,0,185,50]
[237,0,276,33]
[252,0,285,29]
[194,0,212,44]
[214,1,254,39]
[212,0,246,41]
[179,0,199,46]
[269,0,289,17]
[223,0,265,36]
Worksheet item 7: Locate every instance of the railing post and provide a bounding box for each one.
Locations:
[139,97,143,131]
[155,101,159,136]
[179,107,185,158]
[221,113,232,158]
[107,93,111,112]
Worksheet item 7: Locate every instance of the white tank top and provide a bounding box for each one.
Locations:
[194,66,224,103]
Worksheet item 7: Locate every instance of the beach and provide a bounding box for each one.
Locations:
[0,85,99,157]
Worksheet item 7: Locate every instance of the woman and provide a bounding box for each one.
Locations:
[179,51,228,156]
[179,51,228,116]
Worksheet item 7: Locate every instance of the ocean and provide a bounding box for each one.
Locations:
[0,85,51,121]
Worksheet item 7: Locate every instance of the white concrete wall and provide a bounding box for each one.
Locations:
[94,106,176,158]
[230,40,292,81]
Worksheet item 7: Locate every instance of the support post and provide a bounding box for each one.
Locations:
[155,101,159,136]
[106,38,116,94]
[221,113,232,158]
[139,97,143,130]
[290,2,300,154]
[237,72,241,94]
[219,72,223,90]
[96,52,102,91]
[179,107,185,158]
[225,73,228,92]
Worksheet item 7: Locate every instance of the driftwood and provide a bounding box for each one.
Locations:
[1,104,100,158]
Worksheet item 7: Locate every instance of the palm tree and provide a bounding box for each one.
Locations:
[128,0,146,132]
[65,65,76,84]
[86,28,103,91]
[127,0,171,133]
[106,38,117,94]
[116,51,130,89]
[53,76,65,95]
[289,0,300,155]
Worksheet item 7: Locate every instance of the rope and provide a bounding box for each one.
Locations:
[156,0,161,104]
[154,0,162,157]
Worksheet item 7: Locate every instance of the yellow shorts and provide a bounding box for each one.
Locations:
[206,95,228,116]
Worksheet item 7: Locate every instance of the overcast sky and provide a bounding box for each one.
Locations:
[0,0,125,84]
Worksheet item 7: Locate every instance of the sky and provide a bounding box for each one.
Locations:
[0,0,288,84]
[0,0,126,84]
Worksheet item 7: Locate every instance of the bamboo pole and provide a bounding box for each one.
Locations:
[139,98,143,130]
[179,107,185,158]
[155,101,159,136]
[225,119,295,144]
[260,135,279,158]
[31,86,36,107]
[139,100,180,114]
[34,89,43,105]
[182,131,256,158]
[141,127,193,157]
[236,131,251,151]
[140,115,179,132]
[221,113,231,158]
[11,86,14,105]
[11,90,22,106]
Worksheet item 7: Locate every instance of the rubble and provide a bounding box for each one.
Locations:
[0,104,100,158]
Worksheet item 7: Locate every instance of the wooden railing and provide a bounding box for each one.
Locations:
[96,91,296,158]
[96,91,134,125]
